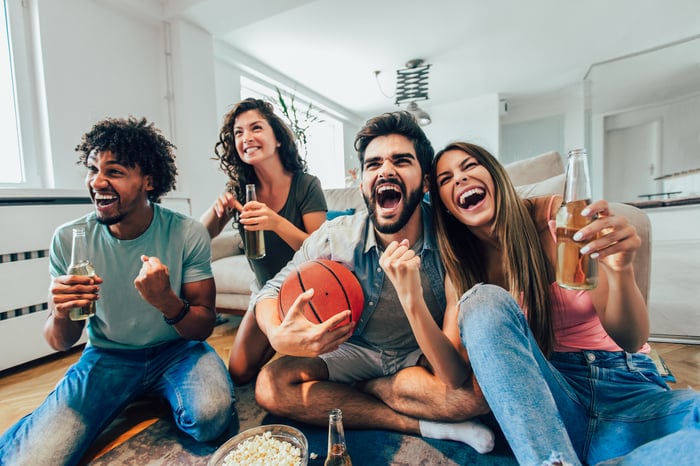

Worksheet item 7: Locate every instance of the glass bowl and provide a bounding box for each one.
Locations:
[208,424,309,466]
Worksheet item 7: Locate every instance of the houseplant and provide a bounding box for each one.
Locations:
[275,87,322,162]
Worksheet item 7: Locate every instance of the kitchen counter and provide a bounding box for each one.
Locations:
[625,196,700,209]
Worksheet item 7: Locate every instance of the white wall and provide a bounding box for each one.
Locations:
[500,83,586,161]
[36,0,166,189]
[15,0,364,217]
[424,93,500,156]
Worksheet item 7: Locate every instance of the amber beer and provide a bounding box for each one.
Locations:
[556,199,598,290]
[244,184,266,259]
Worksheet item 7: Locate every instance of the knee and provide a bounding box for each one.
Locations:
[458,284,522,346]
[179,389,235,442]
[229,365,257,386]
[254,360,288,414]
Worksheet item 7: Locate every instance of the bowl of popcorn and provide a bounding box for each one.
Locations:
[208,424,309,466]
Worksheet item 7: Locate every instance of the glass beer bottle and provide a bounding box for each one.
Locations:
[324,408,352,466]
[556,149,598,290]
[67,226,97,320]
[244,184,266,259]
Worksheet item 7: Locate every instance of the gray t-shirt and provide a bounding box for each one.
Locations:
[359,237,443,352]
[243,172,327,289]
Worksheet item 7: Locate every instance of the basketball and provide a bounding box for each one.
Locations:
[278,259,364,326]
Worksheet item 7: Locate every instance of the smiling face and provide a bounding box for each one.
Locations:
[233,109,280,166]
[360,134,428,234]
[86,150,153,229]
[435,149,496,234]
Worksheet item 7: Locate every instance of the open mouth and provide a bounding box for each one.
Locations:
[94,192,118,208]
[244,146,260,155]
[457,187,486,209]
[375,183,403,210]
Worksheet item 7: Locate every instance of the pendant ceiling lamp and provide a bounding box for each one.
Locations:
[395,58,432,126]
[374,58,433,126]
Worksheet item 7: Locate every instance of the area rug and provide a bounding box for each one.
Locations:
[88,382,517,465]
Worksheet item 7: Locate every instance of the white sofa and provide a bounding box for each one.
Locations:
[210,151,651,314]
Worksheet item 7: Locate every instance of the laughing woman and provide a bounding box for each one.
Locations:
[201,98,327,385]
[429,141,699,466]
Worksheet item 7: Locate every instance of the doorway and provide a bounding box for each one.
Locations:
[604,120,661,203]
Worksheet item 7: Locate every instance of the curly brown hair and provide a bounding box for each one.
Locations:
[75,116,177,203]
[215,98,305,201]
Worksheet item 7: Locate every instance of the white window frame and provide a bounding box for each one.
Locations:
[1,0,50,188]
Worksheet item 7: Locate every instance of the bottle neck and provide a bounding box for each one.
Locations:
[327,410,347,451]
[70,229,89,266]
[563,151,592,203]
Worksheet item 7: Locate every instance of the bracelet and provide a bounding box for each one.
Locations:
[163,299,190,325]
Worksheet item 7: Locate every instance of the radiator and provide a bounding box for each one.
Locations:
[0,196,92,371]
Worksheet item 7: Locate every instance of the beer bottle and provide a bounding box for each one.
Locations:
[244,184,266,259]
[555,149,598,290]
[324,408,352,466]
[67,226,97,320]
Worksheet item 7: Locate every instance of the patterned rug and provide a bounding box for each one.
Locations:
[87,382,517,465]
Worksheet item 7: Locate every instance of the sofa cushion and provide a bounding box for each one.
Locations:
[211,230,244,262]
[505,151,564,186]
[212,255,255,294]
[323,187,366,212]
[515,173,566,199]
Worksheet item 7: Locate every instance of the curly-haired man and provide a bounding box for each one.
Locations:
[0,117,236,466]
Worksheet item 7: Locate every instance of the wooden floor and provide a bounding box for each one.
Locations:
[0,317,698,458]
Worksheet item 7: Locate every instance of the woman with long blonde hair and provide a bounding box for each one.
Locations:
[430,141,699,465]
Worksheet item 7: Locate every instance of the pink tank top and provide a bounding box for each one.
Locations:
[545,197,649,353]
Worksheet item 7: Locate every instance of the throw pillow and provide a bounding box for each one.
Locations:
[327,208,356,220]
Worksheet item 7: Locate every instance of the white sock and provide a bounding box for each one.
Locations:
[419,418,495,454]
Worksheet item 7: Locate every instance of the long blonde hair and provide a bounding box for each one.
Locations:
[430,142,555,355]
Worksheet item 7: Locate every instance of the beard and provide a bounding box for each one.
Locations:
[94,211,124,226]
[363,181,424,234]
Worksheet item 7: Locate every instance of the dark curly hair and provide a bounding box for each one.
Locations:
[75,117,177,203]
[354,111,434,176]
[215,98,305,201]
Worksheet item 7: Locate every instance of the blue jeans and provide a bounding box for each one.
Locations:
[458,284,700,466]
[0,339,235,466]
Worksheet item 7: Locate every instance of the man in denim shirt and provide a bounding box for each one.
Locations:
[253,112,494,453]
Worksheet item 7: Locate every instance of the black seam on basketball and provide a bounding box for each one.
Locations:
[315,260,352,321]
[298,266,323,323]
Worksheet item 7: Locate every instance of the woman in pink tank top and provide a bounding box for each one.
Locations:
[429,141,699,466]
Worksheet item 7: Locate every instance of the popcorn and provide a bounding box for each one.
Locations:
[222,430,302,466]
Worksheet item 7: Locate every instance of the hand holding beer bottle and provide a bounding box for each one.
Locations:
[67,227,98,320]
[243,184,266,259]
[556,149,598,290]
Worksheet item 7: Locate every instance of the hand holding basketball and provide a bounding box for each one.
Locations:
[279,259,364,327]
[269,287,355,357]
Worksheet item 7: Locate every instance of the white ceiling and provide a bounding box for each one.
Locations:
[137,0,700,117]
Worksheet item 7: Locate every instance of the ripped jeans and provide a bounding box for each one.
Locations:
[0,339,235,466]
[458,284,700,466]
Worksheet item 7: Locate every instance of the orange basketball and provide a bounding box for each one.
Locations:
[279,259,364,326]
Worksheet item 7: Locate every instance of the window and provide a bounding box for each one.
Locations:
[0,0,22,183]
[240,76,346,188]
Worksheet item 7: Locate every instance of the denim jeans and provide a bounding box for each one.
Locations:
[0,339,235,466]
[458,284,700,466]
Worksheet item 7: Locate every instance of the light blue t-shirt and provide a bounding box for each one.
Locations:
[49,203,213,349]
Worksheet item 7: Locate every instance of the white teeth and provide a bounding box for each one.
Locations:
[94,193,117,200]
[377,185,399,193]
[458,188,484,205]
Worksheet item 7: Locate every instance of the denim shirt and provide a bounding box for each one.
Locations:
[254,200,446,337]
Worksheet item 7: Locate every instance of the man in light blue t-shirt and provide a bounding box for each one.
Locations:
[0,117,235,466]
